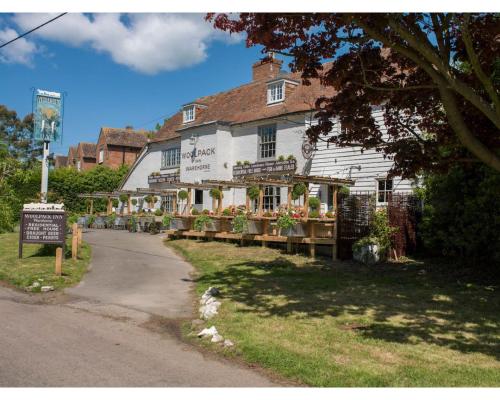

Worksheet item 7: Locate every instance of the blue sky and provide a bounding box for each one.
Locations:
[0,13,271,156]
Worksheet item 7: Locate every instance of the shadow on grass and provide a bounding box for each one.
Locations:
[195,255,500,360]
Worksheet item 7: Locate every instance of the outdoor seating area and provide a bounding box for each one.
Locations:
[78,175,354,258]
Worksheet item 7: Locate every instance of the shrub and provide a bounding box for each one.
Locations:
[0,199,14,233]
[277,213,296,231]
[247,185,260,200]
[222,208,232,216]
[278,155,285,161]
[209,188,222,200]
[154,209,163,216]
[292,183,307,199]
[263,211,273,217]
[119,194,128,203]
[287,154,296,161]
[162,214,172,228]
[339,186,350,196]
[236,161,242,166]
[194,214,212,231]
[178,190,188,201]
[325,211,334,219]
[419,165,500,269]
[131,198,137,206]
[309,210,320,218]
[191,208,200,215]
[128,215,137,232]
[243,160,251,166]
[144,195,152,204]
[308,197,320,210]
[152,196,158,203]
[202,209,210,215]
[232,214,248,233]
[106,213,117,226]
[87,215,96,227]
[112,199,119,208]
[353,209,397,259]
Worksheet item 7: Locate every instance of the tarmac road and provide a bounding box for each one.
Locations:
[0,230,276,387]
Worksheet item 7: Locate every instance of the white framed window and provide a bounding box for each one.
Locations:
[161,147,181,168]
[253,186,281,212]
[76,160,81,171]
[258,124,277,160]
[98,148,104,163]
[162,194,175,213]
[267,81,284,104]
[377,178,393,204]
[183,105,195,123]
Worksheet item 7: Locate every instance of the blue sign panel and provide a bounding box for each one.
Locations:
[33,89,63,142]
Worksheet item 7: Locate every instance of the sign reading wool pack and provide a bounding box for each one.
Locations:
[33,89,64,143]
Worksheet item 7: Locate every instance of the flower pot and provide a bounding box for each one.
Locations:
[171,217,191,231]
[353,244,380,265]
[281,222,307,237]
[246,220,263,235]
[203,220,221,232]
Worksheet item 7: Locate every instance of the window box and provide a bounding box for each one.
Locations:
[148,171,180,184]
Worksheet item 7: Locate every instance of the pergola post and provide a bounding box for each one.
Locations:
[333,185,338,215]
[257,185,264,217]
[217,186,223,216]
[173,194,177,214]
[186,188,192,216]
[106,196,112,215]
[287,185,292,210]
[212,196,217,212]
[303,185,309,219]
[245,192,250,212]
[89,198,94,215]
[127,194,132,215]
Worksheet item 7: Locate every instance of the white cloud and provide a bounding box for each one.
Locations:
[0,27,37,65]
[9,13,242,74]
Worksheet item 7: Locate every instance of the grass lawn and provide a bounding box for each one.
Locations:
[0,231,91,291]
[167,239,500,387]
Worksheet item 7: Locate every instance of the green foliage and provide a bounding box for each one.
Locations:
[263,211,273,217]
[119,194,128,203]
[247,185,260,200]
[131,198,137,206]
[287,154,296,161]
[325,211,334,219]
[144,195,153,204]
[154,209,163,216]
[0,198,14,233]
[222,208,232,216]
[292,182,307,198]
[129,215,137,232]
[202,209,210,215]
[309,210,320,218]
[178,190,188,200]
[339,186,350,195]
[191,208,200,215]
[236,160,242,166]
[193,214,212,231]
[106,213,117,226]
[308,197,320,210]
[353,209,397,258]
[87,215,96,227]
[420,165,500,268]
[209,188,222,199]
[162,214,172,228]
[112,198,119,208]
[232,214,248,233]
[243,160,251,166]
[48,164,128,213]
[277,155,285,161]
[67,213,78,228]
[277,213,297,230]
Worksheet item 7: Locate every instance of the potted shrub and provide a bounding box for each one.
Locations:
[222,208,232,216]
[106,213,117,229]
[194,214,215,232]
[177,190,188,214]
[119,194,128,213]
[87,214,96,228]
[308,197,320,214]
[128,215,138,232]
[278,213,306,237]
[232,213,248,234]
[112,199,119,211]
[162,214,173,230]
[352,209,397,265]
[144,195,153,209]
[131,198,138,212]
[209,188,222,201]
[154,208,163,222]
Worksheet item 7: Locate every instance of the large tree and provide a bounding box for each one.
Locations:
[208,13,500,177]
[0,104,40,163]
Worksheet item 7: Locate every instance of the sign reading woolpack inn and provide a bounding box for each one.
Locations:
[19,206,66,258]
[233,159,297,177]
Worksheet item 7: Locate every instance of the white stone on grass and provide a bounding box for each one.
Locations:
[198,326,218,338]
[41,286,54,292]
[211,333,224,343]
[223,339,234,347]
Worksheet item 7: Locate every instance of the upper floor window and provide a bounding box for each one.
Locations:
[267,81,284,104]
[161,147,181,168]
[258,124,277,160]
[377,178,393,204]
[98,149,104,163]
[183,105,195,123]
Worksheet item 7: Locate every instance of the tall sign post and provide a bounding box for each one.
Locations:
[33,89,64,203]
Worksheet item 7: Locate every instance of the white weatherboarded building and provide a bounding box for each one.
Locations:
[121,57,414,212]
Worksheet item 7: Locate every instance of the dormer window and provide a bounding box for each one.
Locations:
[183,105,195,123]
[267,81,284,104]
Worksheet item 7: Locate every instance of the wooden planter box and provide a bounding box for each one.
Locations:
[203,219,222,232]
[314,222,334,238]
[246,220,264,235]
[281,222,307,237]
[171,217,191,231]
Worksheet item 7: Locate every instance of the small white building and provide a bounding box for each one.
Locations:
[120,57,414,212]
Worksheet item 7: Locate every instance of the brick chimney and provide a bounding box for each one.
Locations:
[252,56,283,81]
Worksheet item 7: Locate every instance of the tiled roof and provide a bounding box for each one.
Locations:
[78,142,97,158]
[67,146,77,160]
[54,155,68,167]
[152,62,335,143]
[100,127,149,148]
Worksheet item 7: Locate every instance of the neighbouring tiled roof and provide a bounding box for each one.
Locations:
[78,142,97,159]
[67,146,77,160]
[151,62,336,143]
[54,155,68,167]
[100,127,149,148]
